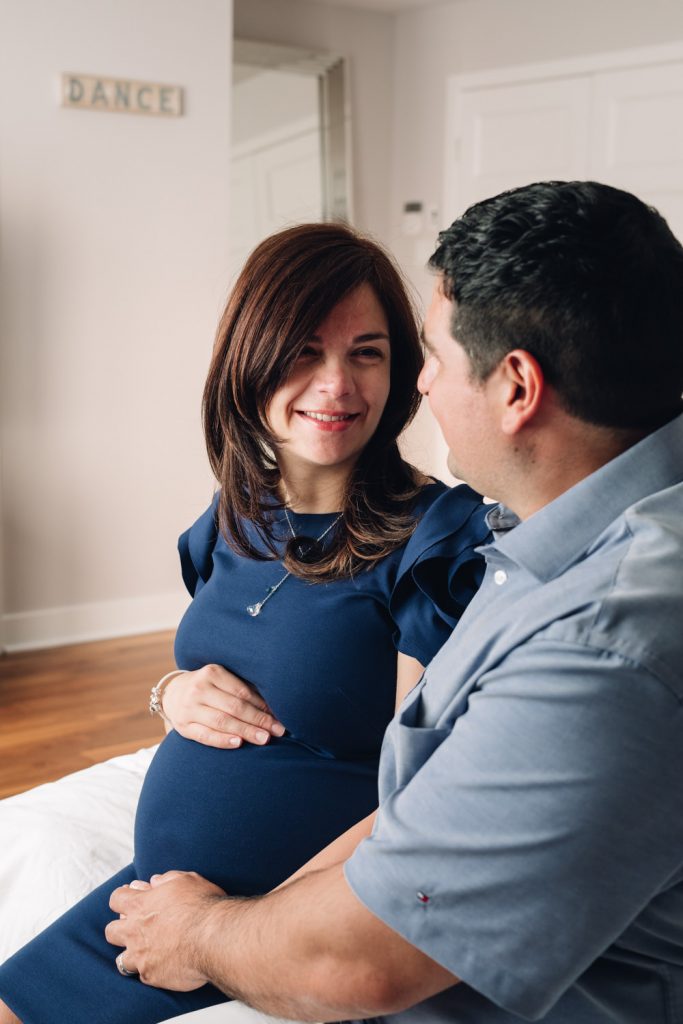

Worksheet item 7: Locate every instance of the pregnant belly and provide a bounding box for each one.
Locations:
[134,730,379,895]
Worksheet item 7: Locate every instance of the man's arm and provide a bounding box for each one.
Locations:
[107,864,458,1021]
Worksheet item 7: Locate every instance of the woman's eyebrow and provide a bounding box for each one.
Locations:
[353,332,390,342]
[308,332,390,342]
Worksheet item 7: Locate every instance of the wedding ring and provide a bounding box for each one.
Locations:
[116,951,139,978]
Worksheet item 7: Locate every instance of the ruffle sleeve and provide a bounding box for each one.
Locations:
[391,484,492,666]
[177,494,220,597]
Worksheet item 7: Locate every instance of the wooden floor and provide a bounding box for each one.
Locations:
[0,632,173,798]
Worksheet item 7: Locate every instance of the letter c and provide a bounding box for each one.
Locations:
[137,86,152,111]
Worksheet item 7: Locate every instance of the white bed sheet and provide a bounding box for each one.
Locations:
[0,744,157,963]
[159,1005,295,1024]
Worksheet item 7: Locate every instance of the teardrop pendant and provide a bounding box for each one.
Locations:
[246,511,341,618]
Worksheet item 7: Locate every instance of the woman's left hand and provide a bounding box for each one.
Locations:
[162,664,285,749]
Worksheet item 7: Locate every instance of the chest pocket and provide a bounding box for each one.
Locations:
[393,685,451,789]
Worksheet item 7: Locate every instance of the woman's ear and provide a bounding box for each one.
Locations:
[498,349,545,435]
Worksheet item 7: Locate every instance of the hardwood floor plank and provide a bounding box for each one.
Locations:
[0,632,173,798]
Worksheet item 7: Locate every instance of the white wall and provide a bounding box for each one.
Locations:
[390,0,683,478]
[234,0,395,244]
[0,0,233,650]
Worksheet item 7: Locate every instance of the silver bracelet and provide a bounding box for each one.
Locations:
[149,669,187,723]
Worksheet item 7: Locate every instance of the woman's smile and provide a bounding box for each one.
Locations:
[296,409,361,431]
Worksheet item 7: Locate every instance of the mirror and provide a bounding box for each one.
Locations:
[231,38,352,272]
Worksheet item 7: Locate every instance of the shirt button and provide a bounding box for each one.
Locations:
[494,569,507,585]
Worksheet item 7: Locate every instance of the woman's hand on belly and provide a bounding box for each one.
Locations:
[162,664,286,749]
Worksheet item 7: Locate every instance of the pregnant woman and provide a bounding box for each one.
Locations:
[0,223,489,1024]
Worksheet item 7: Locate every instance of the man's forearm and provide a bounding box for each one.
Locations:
[189,865,456,1021]
[192,867,386,1021]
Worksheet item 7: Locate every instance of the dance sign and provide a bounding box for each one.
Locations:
[61,73,183,117]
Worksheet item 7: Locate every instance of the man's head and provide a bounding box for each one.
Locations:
[428,180,683,431]
[420,181,683,507]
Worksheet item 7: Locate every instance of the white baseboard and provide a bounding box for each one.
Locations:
[1,590,191,653]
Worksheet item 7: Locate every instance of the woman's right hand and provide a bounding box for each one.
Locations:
[161,665,285,749]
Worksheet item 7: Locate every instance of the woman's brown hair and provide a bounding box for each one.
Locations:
[203,222,424,582]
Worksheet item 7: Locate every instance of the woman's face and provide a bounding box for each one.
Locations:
[267,283,391,479]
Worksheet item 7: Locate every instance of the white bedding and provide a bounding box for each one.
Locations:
[0,744,157,963]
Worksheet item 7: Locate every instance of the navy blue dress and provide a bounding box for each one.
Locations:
[0,484,490,1024]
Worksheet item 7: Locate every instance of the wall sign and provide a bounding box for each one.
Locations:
[61,73,183,117]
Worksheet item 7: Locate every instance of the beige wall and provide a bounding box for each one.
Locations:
[0,0,233,650]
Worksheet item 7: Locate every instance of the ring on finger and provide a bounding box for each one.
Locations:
[116,952,139,978]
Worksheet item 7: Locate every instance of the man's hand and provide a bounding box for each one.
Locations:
[106,871,228,990]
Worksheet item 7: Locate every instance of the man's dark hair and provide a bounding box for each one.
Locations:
[429,181,683,429]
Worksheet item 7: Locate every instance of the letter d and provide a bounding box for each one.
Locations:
[68,77,84,103]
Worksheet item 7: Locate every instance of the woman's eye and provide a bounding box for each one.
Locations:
[296,345,319,361]
[354,347,384,360]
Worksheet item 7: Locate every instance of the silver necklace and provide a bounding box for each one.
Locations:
[246,509,342,617]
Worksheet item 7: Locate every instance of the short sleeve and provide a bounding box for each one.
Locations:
[345,638,683,1020]
[390,485,490,665]
[178,495,219,596]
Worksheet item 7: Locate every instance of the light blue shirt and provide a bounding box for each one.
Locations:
[346,412,683,1023]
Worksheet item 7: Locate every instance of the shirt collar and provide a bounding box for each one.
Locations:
[486,411,683,582]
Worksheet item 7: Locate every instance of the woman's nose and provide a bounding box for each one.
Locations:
[315,360,355,397]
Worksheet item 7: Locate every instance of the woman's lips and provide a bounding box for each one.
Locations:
[296,410,360,432]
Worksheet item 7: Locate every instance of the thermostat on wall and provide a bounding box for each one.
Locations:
[402,201,424,236]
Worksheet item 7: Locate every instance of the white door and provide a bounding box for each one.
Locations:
[447,49,683,242]
[230,121,323,276]
[451,75,592,214]
[590,62,683,241]
[255,129,323,236]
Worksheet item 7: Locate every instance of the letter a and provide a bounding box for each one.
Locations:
[92,80,107,105]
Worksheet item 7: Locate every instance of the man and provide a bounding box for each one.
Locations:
[108,181,683,1023]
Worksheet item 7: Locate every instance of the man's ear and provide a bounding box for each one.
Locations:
[498,349,544,435]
